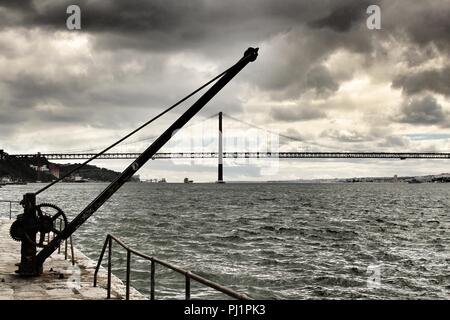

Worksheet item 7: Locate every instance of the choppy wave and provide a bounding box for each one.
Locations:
[1,182,449,299]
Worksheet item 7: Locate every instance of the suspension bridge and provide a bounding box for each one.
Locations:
[3,112,449,182]
[6,112,450,160]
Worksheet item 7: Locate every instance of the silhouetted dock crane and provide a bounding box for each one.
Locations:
[10,47,259,276]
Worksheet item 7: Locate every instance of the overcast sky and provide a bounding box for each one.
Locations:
[0,0,449,181]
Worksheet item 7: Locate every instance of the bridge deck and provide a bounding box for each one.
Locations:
[9,152,450,160]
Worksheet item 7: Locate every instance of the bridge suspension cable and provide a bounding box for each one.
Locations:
[222,113,350,152]
[42,113,220,154]
[108,113,219,152]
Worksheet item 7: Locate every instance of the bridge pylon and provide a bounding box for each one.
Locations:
[217,112,225,183]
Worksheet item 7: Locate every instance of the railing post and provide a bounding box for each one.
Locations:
[70,236,75,265]
[93,236,110,288]
[185,273,191,300]
[58,220,62,254]
[64,237,68,260]
[126,250,131,300]
[150,259,155,300]
[107,236,112,299]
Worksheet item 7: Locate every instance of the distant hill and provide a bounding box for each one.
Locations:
[59,163,139,182]
[0,150,138,183]
[268,173,450,183]
[0,152,53,182]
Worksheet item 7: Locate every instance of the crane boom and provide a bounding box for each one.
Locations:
[15,47,258,275]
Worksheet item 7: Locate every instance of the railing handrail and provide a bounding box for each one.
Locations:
[93,233,251,300]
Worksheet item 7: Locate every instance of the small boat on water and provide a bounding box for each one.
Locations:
[0,177,27,185]
[63,174,89,183]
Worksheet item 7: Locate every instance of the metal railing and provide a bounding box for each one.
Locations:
[93,234,251,300]
[0,200,20,219]
[54,218,76,266]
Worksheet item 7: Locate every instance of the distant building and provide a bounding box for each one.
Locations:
[48,163,60,178]
[1,176,13,183]
[30,164,49,172]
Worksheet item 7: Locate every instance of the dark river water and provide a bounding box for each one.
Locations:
[1,182,449,299]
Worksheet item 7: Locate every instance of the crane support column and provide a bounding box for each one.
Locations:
[17,193,42,275]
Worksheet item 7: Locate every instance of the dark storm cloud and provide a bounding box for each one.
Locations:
[3,73,89,108]
[392,66,450,97]
[306,65,339,97]
[0,0,379,55]
[309,0,372,32]
[0,107,24,125]
[395,95,449,126]
[0,0,276,53]
[1,1,449,55]
[0,0,449,130]
[390,1,450,53]
[0,0,344,129]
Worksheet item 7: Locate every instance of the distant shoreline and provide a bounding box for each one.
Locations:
[14,174,450,185]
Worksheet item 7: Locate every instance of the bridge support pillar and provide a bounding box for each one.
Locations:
[217,112,225,183]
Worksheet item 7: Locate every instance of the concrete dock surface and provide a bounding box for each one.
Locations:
[0,218,144,300]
